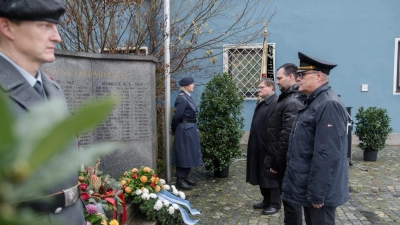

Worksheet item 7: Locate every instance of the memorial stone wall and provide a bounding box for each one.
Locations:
[41,50,158,178]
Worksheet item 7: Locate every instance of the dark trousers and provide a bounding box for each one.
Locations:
[175,166,191,178]
[282,200,303,225]
[278,176,303,225]
[260,187,281,209]
[304,206,336,225]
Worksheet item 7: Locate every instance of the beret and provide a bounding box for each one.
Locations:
[179,77,194,86]
[297,52,337,75]
[0,0,65,24]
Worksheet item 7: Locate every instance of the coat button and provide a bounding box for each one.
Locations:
[54,207,62,214]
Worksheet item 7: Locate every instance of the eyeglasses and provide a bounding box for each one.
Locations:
[296,71,318,79]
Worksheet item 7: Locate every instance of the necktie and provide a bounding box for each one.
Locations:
[33,81,45,99]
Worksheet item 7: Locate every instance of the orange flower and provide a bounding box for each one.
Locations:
[155,185,161,192]
[124,186,132,194]
[131,168,139,173]
[140,176,148,183]
[121,180,127,185]
[143,167,151,173]
[150,177,156,183]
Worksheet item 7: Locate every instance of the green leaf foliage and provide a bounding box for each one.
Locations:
[0,93,118,224]
[197,73,244,171]
[354,106,393,151]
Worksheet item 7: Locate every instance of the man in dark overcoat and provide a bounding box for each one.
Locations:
[171,77,203,190]
[281,52,349,225]
[0,0,85,224]
[267,63,305,225]
[246,78,281,215]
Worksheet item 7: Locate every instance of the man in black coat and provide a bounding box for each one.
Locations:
[281,52,349,225]
[0,1,86,224]
[246,78,280,215]
[267,63,305,225]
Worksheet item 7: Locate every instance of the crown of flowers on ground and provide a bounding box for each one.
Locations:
[120,166,200,225]
[78,159,123,225]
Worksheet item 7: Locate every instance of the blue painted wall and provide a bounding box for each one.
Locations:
[174,0,400,133]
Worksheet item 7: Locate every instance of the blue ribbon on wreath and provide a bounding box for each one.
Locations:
[157,190,200,225]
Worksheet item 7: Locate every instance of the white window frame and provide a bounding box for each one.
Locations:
[394,38,400,95]
[223,43,275,100]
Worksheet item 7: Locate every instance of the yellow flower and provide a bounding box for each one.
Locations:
[131,168,139,173]
[101,219,107,225]
[155,185,161,192]
[143,167,151,173]
[121,180,127,185]
[109,219,119,225]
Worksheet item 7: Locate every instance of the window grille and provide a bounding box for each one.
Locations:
[223,43,275,99]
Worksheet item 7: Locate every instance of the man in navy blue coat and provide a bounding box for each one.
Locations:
[171,77,203,190]
[281,52,349,225]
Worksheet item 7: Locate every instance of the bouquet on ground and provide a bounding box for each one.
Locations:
[79,159,123,225]
[121,166,200,225]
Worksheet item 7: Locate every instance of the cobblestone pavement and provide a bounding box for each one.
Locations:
[185,146,400,225]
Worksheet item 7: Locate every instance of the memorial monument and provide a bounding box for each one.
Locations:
[41,50,158,178]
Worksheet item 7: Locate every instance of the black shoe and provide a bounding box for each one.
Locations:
[253,202,267,209]
[185,176,197,186]
[176,178,192,190]
[262,207,280,215]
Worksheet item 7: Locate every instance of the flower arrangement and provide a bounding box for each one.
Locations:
[121,166,200,225]
[79,159,123,225]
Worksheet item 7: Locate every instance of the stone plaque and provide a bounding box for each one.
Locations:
[41,50,158,178]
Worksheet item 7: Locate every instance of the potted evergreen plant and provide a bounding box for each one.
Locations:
[354,106,392,161]
[197,73,244,177]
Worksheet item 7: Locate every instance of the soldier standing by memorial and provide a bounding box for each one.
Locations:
[171,77,203,190]
[281,52,349,225]
[0,0,86,224]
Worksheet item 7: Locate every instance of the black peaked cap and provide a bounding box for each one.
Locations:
[298,52,337,75]
[0,0,65,24]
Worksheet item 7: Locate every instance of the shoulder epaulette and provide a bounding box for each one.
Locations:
[178,93,184,96]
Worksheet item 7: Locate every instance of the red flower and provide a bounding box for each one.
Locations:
[132,174,137,179]
[150,183,155,188]
[81,192,90,201]
[80,183,88,191]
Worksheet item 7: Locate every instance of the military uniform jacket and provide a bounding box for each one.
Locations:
[246,93,279,187]
[171,91,203,167]
[281,82,349,207]
[0,56,86,225]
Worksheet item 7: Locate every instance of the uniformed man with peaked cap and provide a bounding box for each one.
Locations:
[281,52,349,225]
[0,0,86,224]
[171,77,203,190]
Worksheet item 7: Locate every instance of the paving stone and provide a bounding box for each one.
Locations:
[182,146,400,225]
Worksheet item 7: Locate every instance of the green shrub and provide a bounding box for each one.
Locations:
[197,73,244,171]
[355,106,392,151]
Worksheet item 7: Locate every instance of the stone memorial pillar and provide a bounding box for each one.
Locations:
[41,50,158,178]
